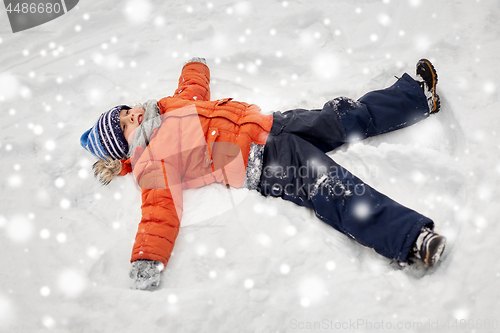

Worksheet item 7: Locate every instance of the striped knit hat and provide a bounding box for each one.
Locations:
[80,105,131,160]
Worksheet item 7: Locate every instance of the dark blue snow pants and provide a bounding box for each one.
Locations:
[258,73,434,262]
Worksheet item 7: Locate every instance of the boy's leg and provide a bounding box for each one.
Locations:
[258,133,433,262]
[345,73,430,139]
[272,73,429,152]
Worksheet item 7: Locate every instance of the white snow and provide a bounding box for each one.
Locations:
[1,0,500,331]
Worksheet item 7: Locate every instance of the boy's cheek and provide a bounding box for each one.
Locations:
[127,128,138,144]
[131,107,144,114]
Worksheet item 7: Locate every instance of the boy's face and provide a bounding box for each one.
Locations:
[120,107,145,144]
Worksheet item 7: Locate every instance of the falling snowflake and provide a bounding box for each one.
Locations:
[123,0,152,25]
[0,295,13,327]
[477,184,492,200]
[45,140,56,151]
[56,233,67,243]
[353,201,371,220]
[58,269,86,298]
[60,199,71,209]
[474,216,488,229]
[196,244,207,256]
[215,248,226,258]
[6,215,33,243]
[41,315,55,328]
[7,175,22,188]
[312,54,339,80]
[33,124,43,135]
[453,308,469,320]
[409,0,422,7]
[256,233,272,247]
[285,225,297,236]
[246,62,258,75]
[253,203,264,213]
[78,169,89,179]
[415,35,431,52]
[154,16,165,27]
[54,178,65,188]
[484,82,496,94]
[378,13,391,26]
[40,286,51,297]
[300,298,311,307]
[298,276,325,305]
[87,247,99,258]
[266,205,278,216]
[167,294,178,304]
[0,73,20,100]
[244,279,254,289]
[40,229,50,239]
[233,2,251,16]
[280,264,291,275]
[412,170,426,183]
[326,261,336,271]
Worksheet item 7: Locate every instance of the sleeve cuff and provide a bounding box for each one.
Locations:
[184,57,206,66]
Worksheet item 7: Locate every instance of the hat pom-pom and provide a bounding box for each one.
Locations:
[92,158,122,186]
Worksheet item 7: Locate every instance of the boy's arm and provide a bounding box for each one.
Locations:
[173,59,210,101]
[130,152,183,269]
[131,186,182,268]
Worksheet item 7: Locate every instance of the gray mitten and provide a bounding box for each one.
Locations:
[129,259,163,291]
[184,57,206,65]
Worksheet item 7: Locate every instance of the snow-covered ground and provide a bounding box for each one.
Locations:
[1,0,500,331]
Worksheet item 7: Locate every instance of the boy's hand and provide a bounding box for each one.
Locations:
[129,259,164,291]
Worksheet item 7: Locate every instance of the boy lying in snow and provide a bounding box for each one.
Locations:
[81,58,446,290]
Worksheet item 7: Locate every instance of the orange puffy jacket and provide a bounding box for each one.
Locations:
[120,61,273,267]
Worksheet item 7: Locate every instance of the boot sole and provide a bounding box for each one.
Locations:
[424,236,446,267]
[417,59,440,113]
